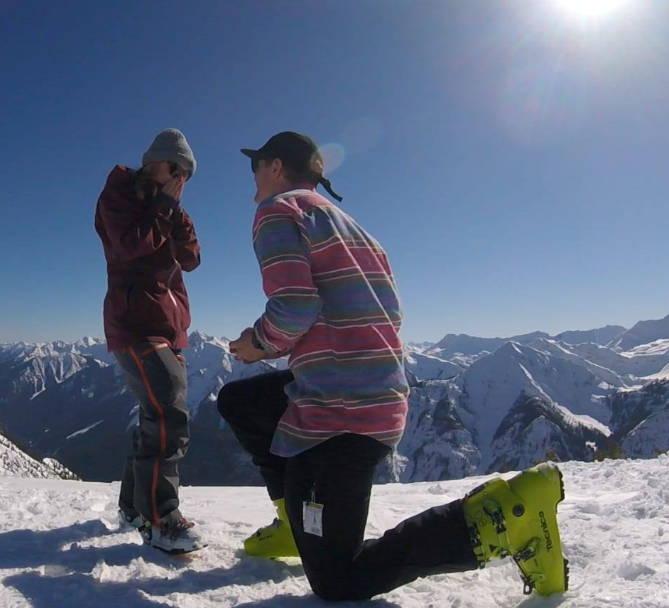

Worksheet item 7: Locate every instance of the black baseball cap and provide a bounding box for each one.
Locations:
[241,131,343,202]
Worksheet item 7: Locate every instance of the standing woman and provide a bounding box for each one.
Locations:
[95,129,204,554]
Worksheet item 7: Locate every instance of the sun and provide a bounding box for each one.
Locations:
[557,0,627,16]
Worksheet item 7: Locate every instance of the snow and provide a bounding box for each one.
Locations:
[66,421,104,440]
[622,339,669,358]
[524,339,669,382]
[403,351,462,380]
[648,362,669,381]
[553,404,611,436]
[622,410,669,458]
[0,435,77,480]
[1,457,668,607]
[529,338,637,388]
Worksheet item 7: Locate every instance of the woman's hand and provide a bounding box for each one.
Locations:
[161,176,185,203]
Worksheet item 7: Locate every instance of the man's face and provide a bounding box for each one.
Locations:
[253,158,280,203]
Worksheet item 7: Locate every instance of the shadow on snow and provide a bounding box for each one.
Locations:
[0,519,402,608]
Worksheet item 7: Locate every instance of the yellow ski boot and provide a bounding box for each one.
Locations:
[244,498,300,558]
[463,462,569,596]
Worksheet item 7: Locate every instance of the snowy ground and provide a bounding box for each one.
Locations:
[1,457,668,608]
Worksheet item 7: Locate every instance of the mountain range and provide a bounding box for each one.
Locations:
[1,314,668,485]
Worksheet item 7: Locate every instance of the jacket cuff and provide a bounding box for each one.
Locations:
[250,329,266,351]
[253,321,278,354]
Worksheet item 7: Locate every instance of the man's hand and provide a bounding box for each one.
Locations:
[229,327,266,364]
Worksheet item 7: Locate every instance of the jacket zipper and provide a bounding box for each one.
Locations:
[167,239,181,330]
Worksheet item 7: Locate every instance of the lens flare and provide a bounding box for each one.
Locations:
[319,143,346,174]
[557,0,627,16]
[340,117,383,155]
[497,57,588,146]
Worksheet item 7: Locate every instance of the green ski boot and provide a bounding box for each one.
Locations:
[244,498,300,558]
[463,462,569,596]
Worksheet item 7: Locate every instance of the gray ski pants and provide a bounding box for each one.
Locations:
[114,341,189,525]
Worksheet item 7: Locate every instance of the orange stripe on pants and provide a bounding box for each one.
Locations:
[129,346,168,525]
[140,343,169,358]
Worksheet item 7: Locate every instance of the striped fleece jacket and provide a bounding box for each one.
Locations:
[251,186,409,458]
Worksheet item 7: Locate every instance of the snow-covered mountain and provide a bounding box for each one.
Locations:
[1,313,668,485]
[608,313,669,351]
[530,338,669,383]
[394,341,615,481]
[553,324,625,346]
[609,379,669,457]
[487,393,605,472]
[393,314,669,480]
[390,379,480,482]
[430,330,550,358]
[0,430,77,480]
[429,324,626,360]
[403,349,463,382]
[0,345,89,403]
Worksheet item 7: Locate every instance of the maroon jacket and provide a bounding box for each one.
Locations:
[95,166,201,351]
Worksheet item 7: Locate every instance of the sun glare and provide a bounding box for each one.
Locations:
[558,0,627,16]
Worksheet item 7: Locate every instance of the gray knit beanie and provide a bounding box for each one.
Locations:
[142,128,197,175]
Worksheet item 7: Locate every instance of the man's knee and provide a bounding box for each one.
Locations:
[217,380,244,421]
[309,576,368,602]
[310,577,346,601]
[304,558,370,602]
[218,370,292,426]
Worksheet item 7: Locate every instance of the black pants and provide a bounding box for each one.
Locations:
[115,342,189,526]
[218,371,478,601]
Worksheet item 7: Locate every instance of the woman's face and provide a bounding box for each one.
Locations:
[149,161,189,185]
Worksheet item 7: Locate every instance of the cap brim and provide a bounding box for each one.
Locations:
[240,148,258,159]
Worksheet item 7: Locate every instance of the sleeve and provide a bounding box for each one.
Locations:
[96,187,177,262]
[379,251,403,331]
[171,207,201,272]
[252,205,322,354]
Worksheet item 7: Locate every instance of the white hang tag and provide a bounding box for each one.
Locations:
[303,501,324,537]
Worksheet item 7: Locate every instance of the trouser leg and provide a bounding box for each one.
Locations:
[284,434,479,601]
[217,369,293,500]
[115,342,189,525]
[118,427,139,517]
[340,498,479,598]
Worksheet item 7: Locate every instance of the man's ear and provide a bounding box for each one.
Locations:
[271,158,283,177]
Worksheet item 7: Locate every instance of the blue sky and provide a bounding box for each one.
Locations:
[1,0,668,344]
